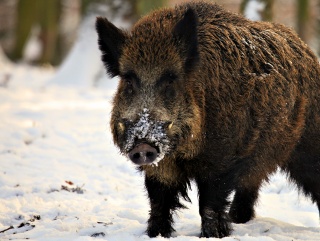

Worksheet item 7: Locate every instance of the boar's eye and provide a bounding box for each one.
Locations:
[122,71,140,94]
[158,71,177,86]
[157,71,177,99]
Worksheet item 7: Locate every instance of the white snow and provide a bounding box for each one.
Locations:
[244,0,266,21]
[23,25,42,63]
[48,14,105,88]
[0,9,319,241]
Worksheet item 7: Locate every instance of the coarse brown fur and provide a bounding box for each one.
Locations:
[96,1,320,238]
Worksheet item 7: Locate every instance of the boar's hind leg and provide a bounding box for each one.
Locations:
[229,185,260,224]
[196,176,233,238]
[282,150,320,218]
[145,176,190,238]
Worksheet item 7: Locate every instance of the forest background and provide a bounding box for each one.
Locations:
[0,0,319,68]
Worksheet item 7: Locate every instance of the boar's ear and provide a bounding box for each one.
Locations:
[173,8,199,73]
[96,17,126,77]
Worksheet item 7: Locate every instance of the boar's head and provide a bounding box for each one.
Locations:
[96,8,203,166]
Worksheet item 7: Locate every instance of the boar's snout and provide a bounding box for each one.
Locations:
[128,143,158,165]
[121,109,173,165]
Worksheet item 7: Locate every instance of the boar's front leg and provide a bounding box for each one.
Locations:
[145,175,187,238]
[196,175,233,238]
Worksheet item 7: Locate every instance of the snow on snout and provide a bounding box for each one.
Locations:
[124,108,170,165]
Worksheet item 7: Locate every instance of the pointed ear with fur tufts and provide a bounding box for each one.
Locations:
[173,8,199,73]
[96,17,126,77]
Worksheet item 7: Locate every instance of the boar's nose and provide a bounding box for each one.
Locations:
[128,143,158,165]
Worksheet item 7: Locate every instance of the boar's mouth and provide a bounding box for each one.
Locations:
[128,141,161,165]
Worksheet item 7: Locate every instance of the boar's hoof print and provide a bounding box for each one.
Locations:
[129,143,158,165]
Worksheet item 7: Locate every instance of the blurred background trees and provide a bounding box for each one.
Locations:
[0,0,168,66]
[12,0,61,64]
[240,0,274,21]
[0,0,319,67]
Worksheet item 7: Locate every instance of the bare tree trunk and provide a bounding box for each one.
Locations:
[297,0,310,42]
[58,0,81,64]
[10,0,62,65]
[316,0,320,58]
[261,0,274,21]
[38,0,61,65]
[0,0,17,57]
[10,0,40,60]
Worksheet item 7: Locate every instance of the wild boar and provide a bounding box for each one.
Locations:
[96,1,320,238]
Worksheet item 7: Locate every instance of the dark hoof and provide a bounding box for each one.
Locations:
[229,203,255,224]
[147,216,174,238]
[200,211,232,238]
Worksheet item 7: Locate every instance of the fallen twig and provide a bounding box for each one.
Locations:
[0,226,14,233]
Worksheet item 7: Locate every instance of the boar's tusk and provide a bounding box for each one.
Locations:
[118,122,125,133]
